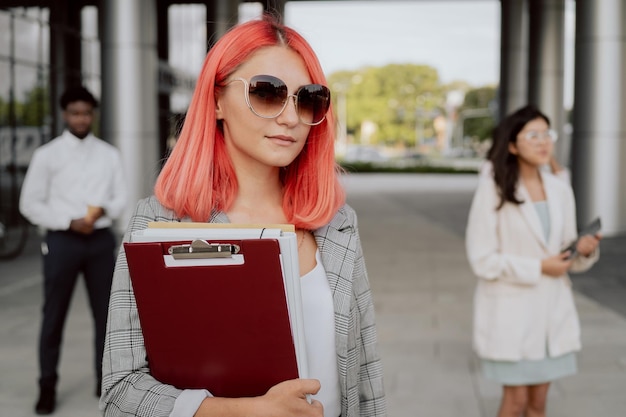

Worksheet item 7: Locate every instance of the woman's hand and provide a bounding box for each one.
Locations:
[262,379,323,417]
[194,379,323,417]
[576,233,601,257]
[541,252,573,277]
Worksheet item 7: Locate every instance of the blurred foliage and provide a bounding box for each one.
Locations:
[328,64,446,147]
[456,85,497,142]
[22,86,49,126]
[328,64,497,147]
[0,86,49,126]
[0,96,7,125]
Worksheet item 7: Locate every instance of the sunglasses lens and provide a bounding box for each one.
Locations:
[248,75,288,117]
[297,85,331,125]
[244,75,330,125]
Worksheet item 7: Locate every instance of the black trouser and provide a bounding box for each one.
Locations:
[38,228,116,389]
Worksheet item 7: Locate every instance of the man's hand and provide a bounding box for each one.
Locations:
[86,205,105,224]
[69,218,95,235]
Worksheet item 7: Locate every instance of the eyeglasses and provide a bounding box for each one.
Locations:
[519,129,558,144]
[228,75,331,126]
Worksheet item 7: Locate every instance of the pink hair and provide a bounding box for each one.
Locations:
[154,15,345,230]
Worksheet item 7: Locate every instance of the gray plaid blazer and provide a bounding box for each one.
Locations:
[101,196,386,416]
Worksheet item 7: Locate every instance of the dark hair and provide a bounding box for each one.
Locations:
[487,104,550,209]
[59,86,99,110]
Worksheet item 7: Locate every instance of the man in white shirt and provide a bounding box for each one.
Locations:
[19,86,127,415]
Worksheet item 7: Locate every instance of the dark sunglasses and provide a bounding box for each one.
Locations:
[228,75,331,126]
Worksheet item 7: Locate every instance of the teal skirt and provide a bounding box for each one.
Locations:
[481,352,577,386]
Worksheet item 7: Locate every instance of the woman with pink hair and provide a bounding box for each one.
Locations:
[101,15,386,417]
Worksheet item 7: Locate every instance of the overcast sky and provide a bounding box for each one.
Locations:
[282,0,501,86]
[170,1,502,87]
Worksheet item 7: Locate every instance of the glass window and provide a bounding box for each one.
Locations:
[14,15,40,64]
[0,11,10,56]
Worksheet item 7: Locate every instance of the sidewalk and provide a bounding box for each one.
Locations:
[1,173,625,416]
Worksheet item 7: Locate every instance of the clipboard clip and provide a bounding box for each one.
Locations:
[168,240,241,259]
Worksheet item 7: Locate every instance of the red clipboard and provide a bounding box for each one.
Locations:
[123,238,299,397]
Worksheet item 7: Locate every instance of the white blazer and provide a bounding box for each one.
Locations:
[466,171,599,361]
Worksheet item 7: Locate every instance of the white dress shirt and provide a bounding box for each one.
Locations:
[20,130,127,231]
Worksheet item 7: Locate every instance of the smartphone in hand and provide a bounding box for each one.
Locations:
[561,217,601,259]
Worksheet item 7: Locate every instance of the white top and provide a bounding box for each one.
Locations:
[301,249,341,417]
[19,130,127,231]
[533,201,551,243]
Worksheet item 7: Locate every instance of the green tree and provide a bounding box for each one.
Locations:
[328,64,446,147]
[20,86,49,126]
[458,85,497,142]
[0,96,7,125]
[0,85,49,127]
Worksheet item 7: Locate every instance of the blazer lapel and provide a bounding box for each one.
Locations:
[314,209,355,316]
[209,211,230,224]
[314,208,355,398]
[517,182,549,249]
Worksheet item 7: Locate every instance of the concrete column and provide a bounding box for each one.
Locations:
[156,1,170,163]
[571,0,626,235]
[100,0,159,232]
[215,0,239,37]
[49,0,82,137]
[528,0,567,165]
[498,0,528,121]
[264,0,286,19]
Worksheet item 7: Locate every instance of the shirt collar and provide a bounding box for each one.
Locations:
[61,129,95,146]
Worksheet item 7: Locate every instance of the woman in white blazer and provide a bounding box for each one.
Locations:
[466,105,600,417]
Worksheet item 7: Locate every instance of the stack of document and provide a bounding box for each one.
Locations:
[124,222,308,397]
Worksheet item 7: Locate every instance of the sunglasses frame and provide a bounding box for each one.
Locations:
[228,75,330,126]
